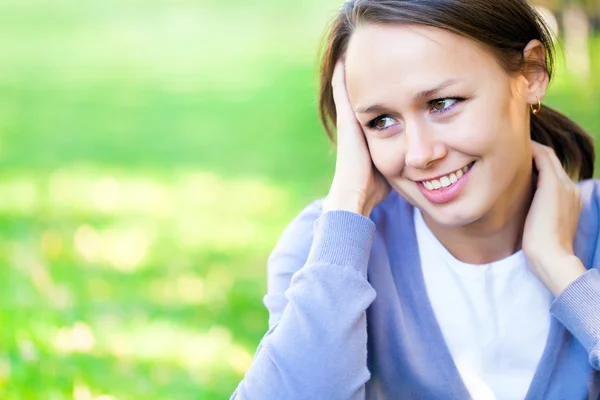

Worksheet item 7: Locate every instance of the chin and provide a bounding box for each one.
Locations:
[394,183,484,228]
[419,203,483,228]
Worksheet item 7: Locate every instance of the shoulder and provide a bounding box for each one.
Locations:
[269,190,408,267]
[575,179,600,267]
[263,199,325,328]
[577,179,600,222]
[266,198,325,292]
[270,198,324,260]
[577,178,600,200]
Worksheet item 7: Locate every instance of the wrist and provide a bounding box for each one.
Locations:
[533,253,587,296]
[322,193,371,217]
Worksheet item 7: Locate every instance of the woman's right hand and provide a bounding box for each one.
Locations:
[322,59,391,217]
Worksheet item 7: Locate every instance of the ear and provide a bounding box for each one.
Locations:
[521,39,550,104]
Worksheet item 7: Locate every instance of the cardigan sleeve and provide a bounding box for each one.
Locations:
[550,179,600,370]
[230,201,378,400]
[550,269,600,370]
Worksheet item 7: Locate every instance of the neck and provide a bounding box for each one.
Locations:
[423,165,535,265]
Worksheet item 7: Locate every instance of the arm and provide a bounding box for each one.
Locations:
[231,203,377,400]
[550,267,600,370]
[548,179,600,371]
[523,147,600,370]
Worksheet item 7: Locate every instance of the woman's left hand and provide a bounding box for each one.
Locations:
[522,141,587,296]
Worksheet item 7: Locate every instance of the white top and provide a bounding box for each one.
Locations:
[414,208,552,400]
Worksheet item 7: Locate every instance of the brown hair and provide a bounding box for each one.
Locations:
[318,0,595,180]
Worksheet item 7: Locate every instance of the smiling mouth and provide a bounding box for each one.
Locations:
[420,161,476,190]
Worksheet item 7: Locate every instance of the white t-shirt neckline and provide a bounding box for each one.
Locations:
[414,208,525,278]
[413,207,552,400]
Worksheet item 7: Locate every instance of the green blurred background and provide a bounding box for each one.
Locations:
[0,1,598,399]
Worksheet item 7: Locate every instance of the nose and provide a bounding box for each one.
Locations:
[404,122,447,169]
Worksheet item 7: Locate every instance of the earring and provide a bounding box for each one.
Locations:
[530,97,542,115]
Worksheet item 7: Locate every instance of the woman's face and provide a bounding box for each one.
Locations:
[344,24,539,228]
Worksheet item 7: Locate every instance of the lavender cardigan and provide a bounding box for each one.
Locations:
[232,179,600,399]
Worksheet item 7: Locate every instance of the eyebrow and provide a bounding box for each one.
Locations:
[354,78,459,115]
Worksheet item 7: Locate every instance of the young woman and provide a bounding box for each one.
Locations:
[232,1,600,398]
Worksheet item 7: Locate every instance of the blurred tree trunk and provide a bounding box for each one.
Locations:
[533,0,594,78]
[562,1,591,79]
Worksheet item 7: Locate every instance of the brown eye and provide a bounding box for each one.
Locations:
[376,118,388,128]
[432,100,446,111]
[429,98,459,114]
[372,116,395,130]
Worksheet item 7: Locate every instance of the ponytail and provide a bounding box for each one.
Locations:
[530,105,595,181]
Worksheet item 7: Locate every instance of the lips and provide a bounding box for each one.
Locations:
[420,161,476,191]
[416,161,476,204]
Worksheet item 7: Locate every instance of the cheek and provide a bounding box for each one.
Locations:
[454,119,496,151]
[366,137,406,176]
[468,102,529,160]
[451,97,517,152]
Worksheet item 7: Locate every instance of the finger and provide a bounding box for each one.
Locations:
[543,145,573,186]
[331,60,356,125]
[331,59,366,148]
[531,141,558,183]
[531,142,565,179]
[531,141,568,193]
[532,142,581,205]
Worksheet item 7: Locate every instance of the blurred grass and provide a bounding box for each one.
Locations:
[0,1,598,399]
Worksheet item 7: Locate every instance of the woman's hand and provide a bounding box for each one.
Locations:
[522,141,587,296]
[322,59,391,217]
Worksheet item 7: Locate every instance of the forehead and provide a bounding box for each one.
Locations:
[344,24,504,102]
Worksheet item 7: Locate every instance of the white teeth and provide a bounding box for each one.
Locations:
[422,163,472,191]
